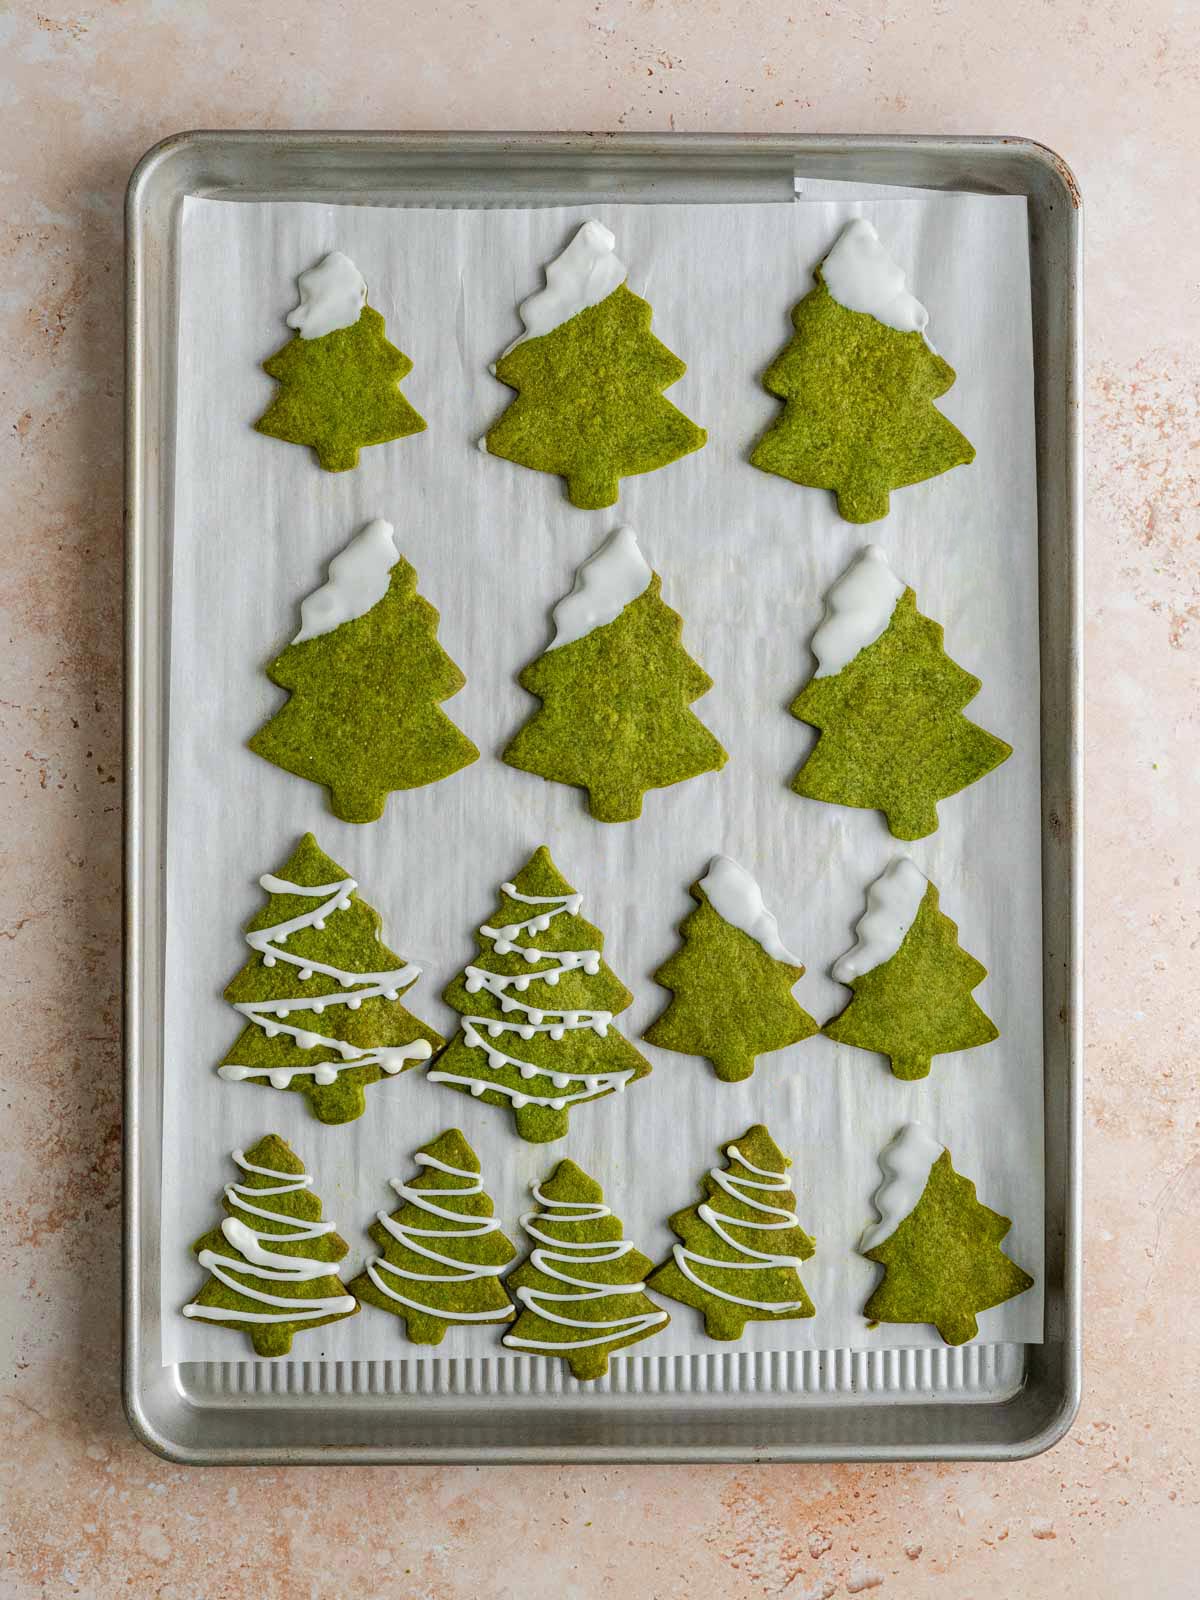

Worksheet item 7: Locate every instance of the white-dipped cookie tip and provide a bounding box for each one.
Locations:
[286,250,368,339]
[548,526,652,650]
[859,1122,945,1251]
[293,518,398,644]
[501,219,627,357]
[820,219,929,334]
[811,544,906,678]
[699,855,801,966]
[832,856,928,984]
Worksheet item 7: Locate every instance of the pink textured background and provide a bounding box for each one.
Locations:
[1,2,1196,1595]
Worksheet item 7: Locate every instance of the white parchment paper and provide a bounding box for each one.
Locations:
[161,192,1043,1365]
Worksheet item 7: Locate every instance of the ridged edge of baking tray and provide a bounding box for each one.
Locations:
[124,131,1082,1464]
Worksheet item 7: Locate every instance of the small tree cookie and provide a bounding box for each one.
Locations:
[647,1125,816,1340]
[483,220,705,509]
[182,1135,358,1358]
[644,856,819,1082]
[790,546,1010,840]
[824,857,997,1081]
[502,527,727,823]
[428,845,652,1143]
[503,1159,669,1380]
[249,519,478,823]
[860,1124,1034,1345]
[348,1129,516,1345]
[751,220,974,522]
[219,832,443,1123]
[255,251,426,472]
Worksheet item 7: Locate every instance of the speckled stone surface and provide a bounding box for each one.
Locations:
[1,2,1196,1595]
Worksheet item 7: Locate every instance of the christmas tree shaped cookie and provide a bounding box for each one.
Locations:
[255,250,426,471]
[483,220,706,509]
[824,857,997,1081]
[249,519,478,823]
[647,1126,816,1340]
[428,845,652,1142]
[218,832,443,1124]
[348,1129,517,1345]
[644,856,819,1082]
[860,1124,1034,1345]
[182,1136,358,1357]
[790,546,1010,840]
[503,1159,670,1380]
[751,219,974,522]
[502,526,727,823]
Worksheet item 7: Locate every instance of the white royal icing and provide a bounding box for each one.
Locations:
[427,883,633,1112]
[500,219,627,358]
[293,519,398,644]
[670,1142,811,1313]
[502,1181,668,1354]
[548,526,653,651]
[219,873,432,1089]
[811,545,906,678]
[364,1151,514,1323]
[820,219,929,334]
[699,855,800,966]
[286,250,368,339]
[859,1123,945,1251]
[831,857,928,985]
[182,1149,355,1326]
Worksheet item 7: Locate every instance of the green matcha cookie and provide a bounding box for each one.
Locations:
[483,220,705,509]
[503,1159,670,1380]
[182,1135,358,1358]
[249,518,478,824]
[860,1123,1034,1345]
[751,219,974,522]
[428,845,652,1143]
[647,1125,816,1340]
[254,250,426,471]
[219,832,443,1124]
[502,526,727,823]
[644,856,819,1082]
[824,857,998,1081]
[348,1129,517,1345]
[790,545,1010,840]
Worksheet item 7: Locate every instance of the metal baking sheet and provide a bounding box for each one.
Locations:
[124,132,1082,1464]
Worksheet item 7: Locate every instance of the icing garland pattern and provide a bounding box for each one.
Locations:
[364,1150,515,1322]
[183,1148,356,1329]
[219,873,433,1089]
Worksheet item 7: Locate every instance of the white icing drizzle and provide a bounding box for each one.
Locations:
[670,1142,811,1313]
[831,857,928,984]
[811,545,906,678]
[286,250,368,339]
[699,855,800,965]
[820,219,929,334]
[293,519,398,644]
[500,219,627,357]
[859,1123,945,1251]
[219,872,431,1088]
[183,1149,355,1326]
[428,882,631,1111]
[548,526,653,651]
[502,1182,668,1353]
[364,1152,514,1323]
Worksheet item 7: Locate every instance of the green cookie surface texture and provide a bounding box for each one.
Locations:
[428,845,653,1144]
[250,519,478,824]
[485,221,704,509]
[647,1125,816,1341]
[823,857,998,1082]
[219,832,444,1124]
[348,1129,517,1345]
[860,1124,1034,1346]
[644,855,819,1082]
[503,1159,669,1381]
[182,1135,359,1359]
[502,526,726,823]
[751,219,974,523]
[790,545,1010,840]
[255,251,425,472]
